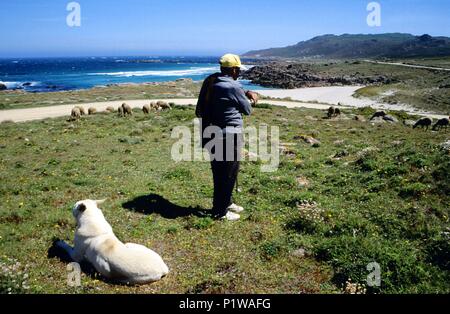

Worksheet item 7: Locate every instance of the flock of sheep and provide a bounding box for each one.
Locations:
[70,101,172,120]
[70,101,448,132]
[369,110,449,131]
[326,106,449,131]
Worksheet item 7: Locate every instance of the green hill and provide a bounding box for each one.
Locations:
[243,33,450,59]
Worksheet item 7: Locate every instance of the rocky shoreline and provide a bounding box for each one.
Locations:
[242,62,395,89]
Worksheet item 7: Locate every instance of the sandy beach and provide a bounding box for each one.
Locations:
[256,86,442,116]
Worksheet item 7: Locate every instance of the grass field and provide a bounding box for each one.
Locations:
[0,104,449,294]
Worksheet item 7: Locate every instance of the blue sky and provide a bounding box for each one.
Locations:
[1,0,449,57]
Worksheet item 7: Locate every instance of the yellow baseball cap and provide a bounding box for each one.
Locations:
[220,54,247,70]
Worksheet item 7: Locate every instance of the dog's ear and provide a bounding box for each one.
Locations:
[95,199,107,206]
[77,203,87,212]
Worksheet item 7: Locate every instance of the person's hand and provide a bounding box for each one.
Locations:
[245,91,259,105]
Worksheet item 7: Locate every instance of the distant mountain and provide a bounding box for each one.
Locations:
[243,33,450,59]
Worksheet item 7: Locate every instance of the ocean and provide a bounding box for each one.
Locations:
[0,56,266,93]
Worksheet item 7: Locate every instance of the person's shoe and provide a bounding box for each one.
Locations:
[227,203,244,213]
[221,211,240,221]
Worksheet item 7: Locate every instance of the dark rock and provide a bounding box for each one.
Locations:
[334,150,349,158]
[383,115,399,123]
[370,111,387,120]
[291,248,308,258]
[241,62,393,89]
[297,135,320,146]
[0,83,7,91]
[354,115,366,122]
[370,116,386,124]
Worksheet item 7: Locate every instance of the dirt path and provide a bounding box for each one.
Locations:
[0,97,447,123]
[0,98,344,123]
[364,60,450,72]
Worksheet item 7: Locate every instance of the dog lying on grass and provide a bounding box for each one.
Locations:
[56,199,169,285]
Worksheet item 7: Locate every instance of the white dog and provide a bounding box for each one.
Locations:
[56,199,169,284]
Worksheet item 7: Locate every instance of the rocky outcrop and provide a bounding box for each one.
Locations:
[0,83,7,91]
[242,62,393,89]
[403,120,416,127]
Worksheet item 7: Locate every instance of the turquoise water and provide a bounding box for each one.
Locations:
[0,56,269,92]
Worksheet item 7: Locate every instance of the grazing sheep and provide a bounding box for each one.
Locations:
[327,107,335,119]
[75,106,86,116]
[122,103,133,116]
[157,101,172,110]
[117,106,124,117]
[71,107,81,121]
[327,106,341,119]
[150,102,158,110]
[143,104,150,114]
[88,107,97,115]
[413,117,433,130]
[106,106,115,113]
[370,111,386,120]
[432,118,449,131]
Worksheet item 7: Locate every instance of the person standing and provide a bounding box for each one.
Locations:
[196,54,258,221]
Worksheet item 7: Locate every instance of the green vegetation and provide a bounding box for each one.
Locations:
[0,104,449,294]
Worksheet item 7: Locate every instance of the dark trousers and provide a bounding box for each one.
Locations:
[209,133,242,217]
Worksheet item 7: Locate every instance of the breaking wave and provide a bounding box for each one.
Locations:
[89,66,219,77]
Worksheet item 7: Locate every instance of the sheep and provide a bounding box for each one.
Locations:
[88,107,97,115]
[142,104,150,114]
[157,101,172,110]
[432,118,449,131]
[327,106,341,119]
[150,102,158,110]
[117,106,124,117]
[413,117,433,130]
[75,106,86,116]
[71,107,81,121]
[106,106,115,113]
[327,107,335,119]
[370,111,386,120]
[122,103,133,116]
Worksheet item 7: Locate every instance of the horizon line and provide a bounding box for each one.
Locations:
[2,32,448,60]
